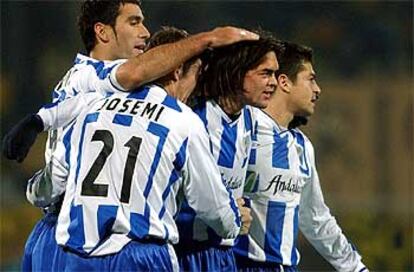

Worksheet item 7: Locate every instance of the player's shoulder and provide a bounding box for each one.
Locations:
[143,84,205,128]
[292,127,314,151]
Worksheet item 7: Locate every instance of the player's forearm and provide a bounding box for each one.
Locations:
[116,27,259,90]
[116,32,211,90]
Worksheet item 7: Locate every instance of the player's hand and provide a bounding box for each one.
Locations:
[207,27,259,48]
[2,114,44,162]
[237,198,252,235]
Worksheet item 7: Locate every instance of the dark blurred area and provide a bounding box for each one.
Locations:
[1,1,412,270]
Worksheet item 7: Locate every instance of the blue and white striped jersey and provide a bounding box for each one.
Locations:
[234,108,366,271]
[27,53,126,207]
[176,99,254,246]
[45,53,126,162]
[54,85,240,256]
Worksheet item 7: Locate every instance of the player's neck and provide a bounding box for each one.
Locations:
[89,47,116,61]
[264,95,293,128]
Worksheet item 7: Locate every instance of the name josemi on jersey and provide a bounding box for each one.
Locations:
[234,108,365,271]
[53,85,240,256]
[176,99,254,246]
[27,53,126,208]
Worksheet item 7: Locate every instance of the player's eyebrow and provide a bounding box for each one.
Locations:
[128,15,144,23]
[262,68,277,74]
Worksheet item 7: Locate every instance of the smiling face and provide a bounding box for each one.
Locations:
[288,61,321,116]
[242,51,279,109]
[108,3,150,59]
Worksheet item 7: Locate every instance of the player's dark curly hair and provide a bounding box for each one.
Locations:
[276,41,313,83]
[195,34,282,100]
[78,0,141,54]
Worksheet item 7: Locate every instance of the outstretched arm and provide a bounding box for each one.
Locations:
[116,27,259,90]
[299,145,368,272]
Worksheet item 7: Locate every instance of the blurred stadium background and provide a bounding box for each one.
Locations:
[1,1,412,270]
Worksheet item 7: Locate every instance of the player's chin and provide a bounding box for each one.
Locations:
[253,100,269,109]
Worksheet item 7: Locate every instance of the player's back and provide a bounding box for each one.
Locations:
[56,84,204,256]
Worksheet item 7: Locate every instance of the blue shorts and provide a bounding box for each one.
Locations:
[235,254,298,272]
[175,243,236,272]
[22,212,65,271]
[64,240,178,271]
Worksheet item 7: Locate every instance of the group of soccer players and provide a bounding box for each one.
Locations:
[3,0,369,271]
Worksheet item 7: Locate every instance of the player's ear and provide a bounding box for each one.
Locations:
[277,74,291,93]
[173,65,184,82]
[94,22,111,43]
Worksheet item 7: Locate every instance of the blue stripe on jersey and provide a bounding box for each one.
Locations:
[164,225,169,241]
[249,121,259,165]
[86,60,116,80]
[66,203,86,254]
[192,100,208,127]
[97,205,118,240]
[290,205,299,265]
[42,100,60,109]
[159,138,188,219]
[264,201,285,263]
[192,99,214,153]
[294,132,310,175]
[127,86,150,100]
[74,112,100,185]
[158,168,179,219]
[161,95,182,112]
[112,114,132,127]
[176,200,196,242]
[272,129,289,169]
[129,208,150,239]
[234,197,252,256]
[243,107,253,133]
[217,118,238,168]
[130,122,169,240]
[63,124,75,166]
[144,122,169,198]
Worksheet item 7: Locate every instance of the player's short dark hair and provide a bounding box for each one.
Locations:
[147,26,199,77]
[195,35,282,100]
[78,0,141,54]
[276,41,313,83]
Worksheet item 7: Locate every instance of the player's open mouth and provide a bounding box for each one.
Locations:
[134,44,146,53]
[311,94,319,103]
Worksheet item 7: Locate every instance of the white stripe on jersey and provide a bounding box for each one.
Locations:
[176,100,254,246]
[235,108,365,271]
[56,85,240,256]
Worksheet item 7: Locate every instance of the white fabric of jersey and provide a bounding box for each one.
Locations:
[176,100,254,247]
[27,53,125,208]
[234,108,366,271]
[53,85,240,256]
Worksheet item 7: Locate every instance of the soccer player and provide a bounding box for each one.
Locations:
[2,1,258,270]
[174,38,281,271]
[233,41,368,271]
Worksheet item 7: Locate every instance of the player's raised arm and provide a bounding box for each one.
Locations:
[116,27,259,90]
